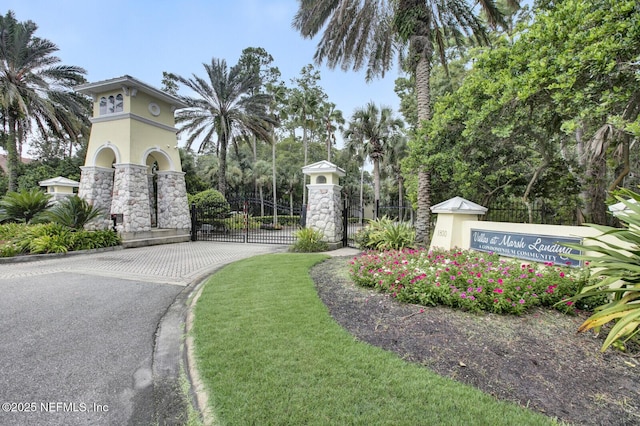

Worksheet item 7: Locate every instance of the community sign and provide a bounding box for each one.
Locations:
[470,229,582,267]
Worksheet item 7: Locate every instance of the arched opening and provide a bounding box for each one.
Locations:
[144,150,172,228]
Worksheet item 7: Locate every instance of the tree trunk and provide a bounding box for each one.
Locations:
[415,170,431,244]
[302,126,308,206]
[218,135,228,196]
[7,115,19,192]
[413,40,433,245]
[272,137,278,226]
[373,157,380,208]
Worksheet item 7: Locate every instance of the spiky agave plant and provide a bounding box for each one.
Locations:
[564,187,640,352]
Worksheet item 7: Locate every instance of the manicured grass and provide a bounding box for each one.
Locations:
[192,254,556,425]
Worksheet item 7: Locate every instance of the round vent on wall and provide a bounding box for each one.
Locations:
[148,103,161,116]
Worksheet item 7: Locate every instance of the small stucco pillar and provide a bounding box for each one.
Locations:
[302,161,346,249]
[39,176,79,204]
[429,196,487,251]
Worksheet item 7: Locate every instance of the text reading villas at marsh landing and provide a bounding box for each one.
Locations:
[470,229,582,267]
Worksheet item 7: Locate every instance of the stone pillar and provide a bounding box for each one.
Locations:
[111,163,151,233]
[156,171,191,230]
[306,184,343,249]
[79,166,115,230]
[302,161,346,249]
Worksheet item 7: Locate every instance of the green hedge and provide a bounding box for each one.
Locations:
[0,223,120,257]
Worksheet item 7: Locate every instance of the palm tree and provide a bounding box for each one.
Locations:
[318,101,345,162]
[382,132,410,219]
[344,102,404,212]
[0,11,88,192]
[175,58,276,196]
[293,0,516,244]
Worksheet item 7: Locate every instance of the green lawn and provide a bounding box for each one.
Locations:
[192,253,556,425]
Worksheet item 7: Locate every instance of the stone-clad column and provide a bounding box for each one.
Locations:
[79,166,115,230]
[306,184,343,247]
[156,171,191,230]
[111,163,151,233]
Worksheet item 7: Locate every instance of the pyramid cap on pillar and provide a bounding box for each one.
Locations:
[431,196,487,215]
[38,176,80,188]
[302,160,346,177]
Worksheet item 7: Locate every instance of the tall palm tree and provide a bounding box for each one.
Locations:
[175,58,276,196]
[344,102,404,211]
[382,132,409,218]
[0,11,88,191]
[293,0,516,244]
[318,101,345,162]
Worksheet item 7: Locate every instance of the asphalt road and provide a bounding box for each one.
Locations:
[0,242,281,425]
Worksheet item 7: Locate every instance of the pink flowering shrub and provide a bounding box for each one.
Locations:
[349,248,598,315]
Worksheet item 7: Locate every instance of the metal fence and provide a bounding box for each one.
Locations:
[482,199,578,225]
[191,197,303,245]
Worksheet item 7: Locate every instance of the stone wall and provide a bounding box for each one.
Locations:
[156,171,191,230]
[79,166,114,230]
[306,184,343,244]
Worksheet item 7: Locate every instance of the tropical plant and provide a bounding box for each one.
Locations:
[0,188,52,223]
[293,0,515,244]
[290,227,329,253]
[344,102,404,207]
[44,195,105,229]
[0,222,120,257]
[354,216,415,250]
[174,57,277,196]
[564,188,640,351]
[0,11,88,191]
[288,64,327,205]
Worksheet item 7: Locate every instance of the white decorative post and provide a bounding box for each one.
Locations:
[429,196,487,251]
[302,160,346,250]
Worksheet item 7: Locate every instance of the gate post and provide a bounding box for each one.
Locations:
[302,161,346,250]
[190,203,198,241]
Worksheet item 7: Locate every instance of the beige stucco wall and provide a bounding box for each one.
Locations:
[84,92,180,171]
[130,119,180,170]
[47,185,74,194]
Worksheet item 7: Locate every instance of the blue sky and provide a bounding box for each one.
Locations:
[5,0,403,139]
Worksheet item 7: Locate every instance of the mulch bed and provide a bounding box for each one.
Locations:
[311,256,640,426]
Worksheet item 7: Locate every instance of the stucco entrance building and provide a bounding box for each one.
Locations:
[76,75,190,245]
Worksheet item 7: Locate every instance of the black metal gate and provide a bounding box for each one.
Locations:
[191,197,303,245]
[342,200,416,248]
[342,200,364,248]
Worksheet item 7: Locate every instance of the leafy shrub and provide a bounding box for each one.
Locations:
[354,217,415,250]
[564,187,640,351]
[190,189,231,229]
[29,233,72,254]
[290,228,328,253]
[0,188,52,224]
[0,222,120,257]
[189,189,229,212]
[44,195,105,229]
[349,248,591,315]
